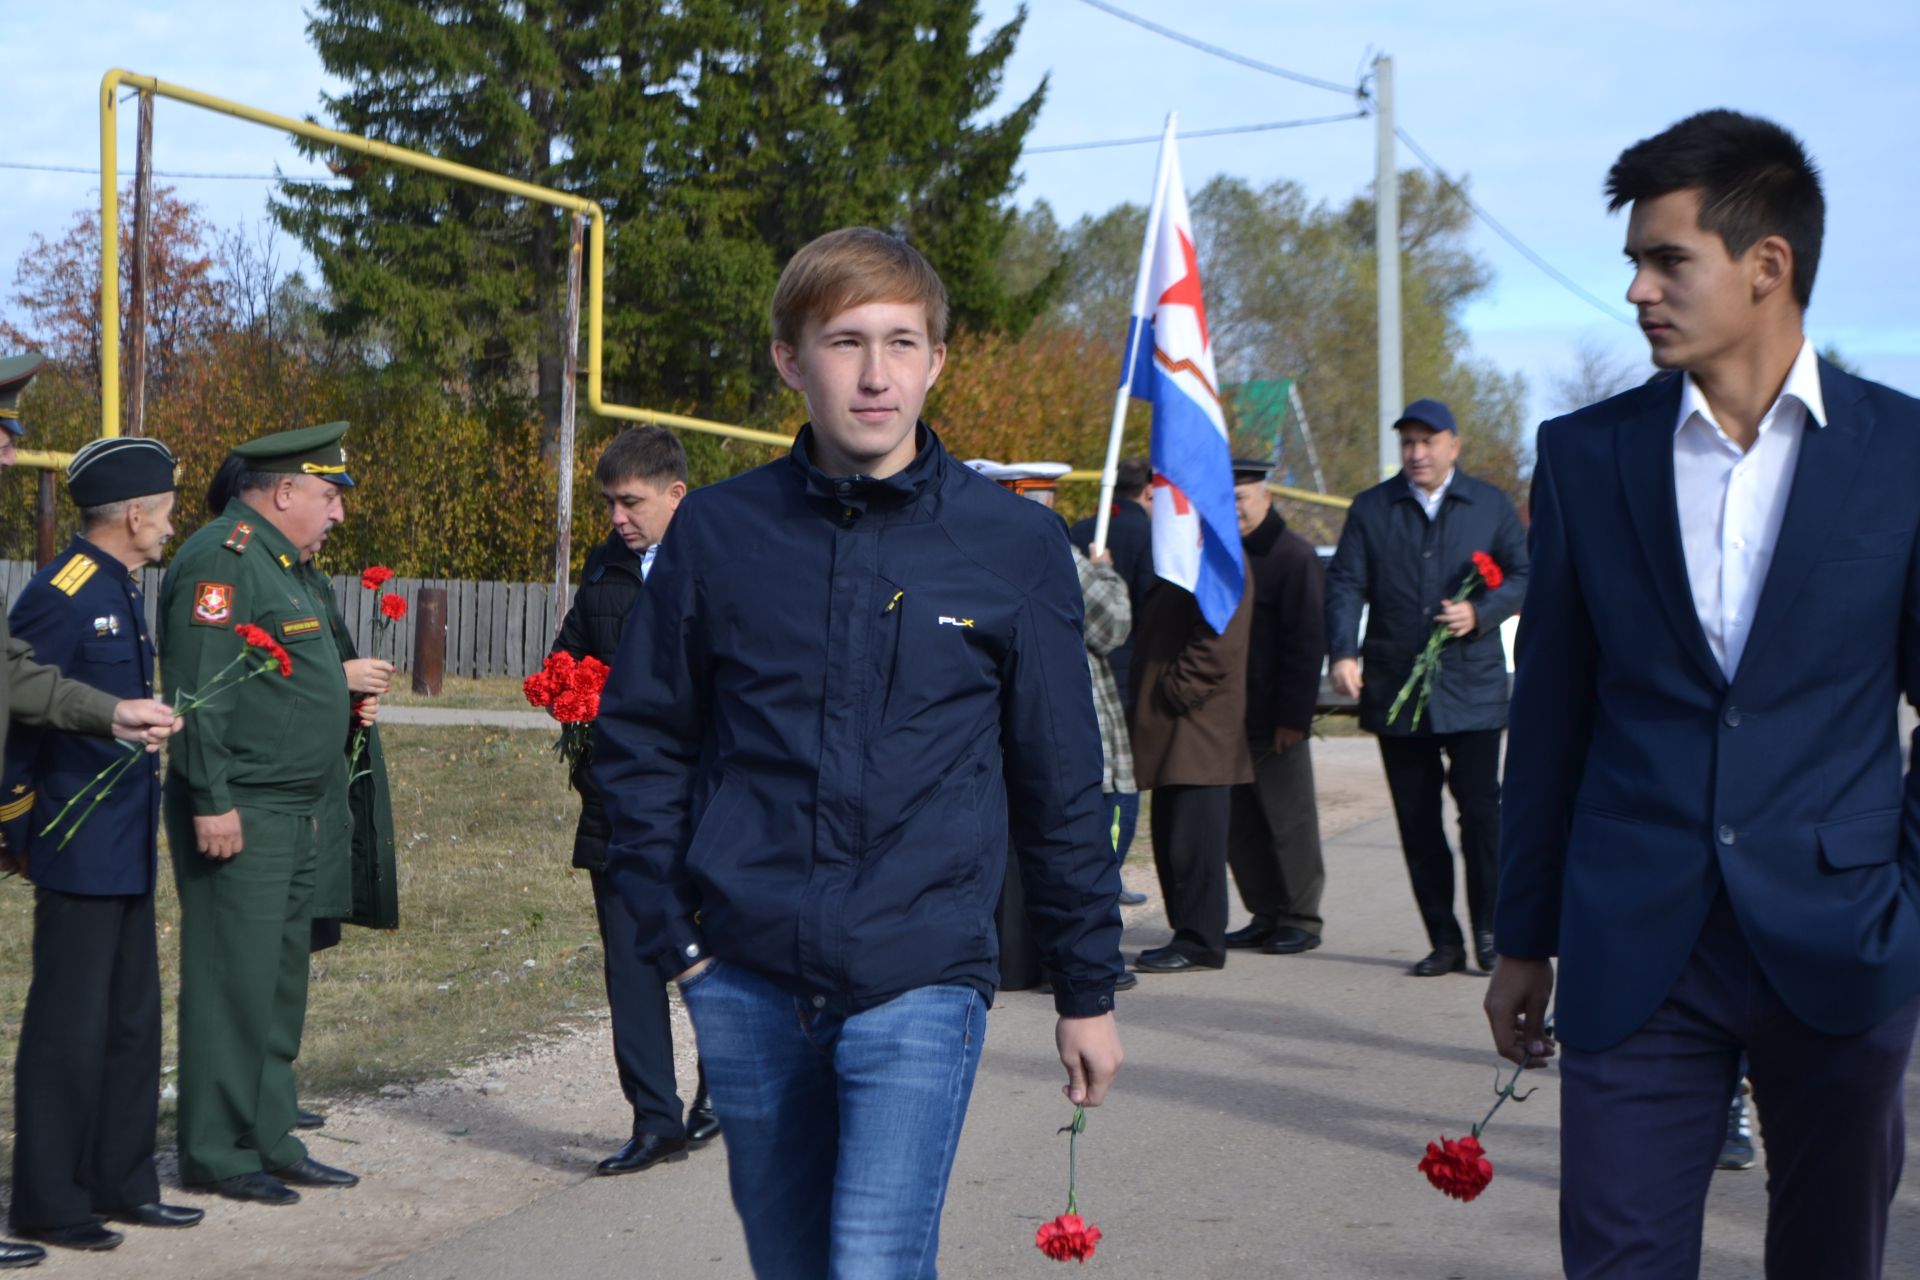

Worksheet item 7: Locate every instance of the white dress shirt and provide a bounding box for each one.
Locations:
[1673,338,1826,677]
[640,542,659,582]
[1410,468,1456,521]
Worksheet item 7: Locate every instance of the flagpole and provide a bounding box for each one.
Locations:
[1091,112,1178,556]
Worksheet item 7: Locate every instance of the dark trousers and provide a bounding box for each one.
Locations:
[1149,784,1231,964]
[11,888,161,1230]
[1560,892,1919,1278]
[1376,730,1500,949]
[993,843,1044,991]
[1227,739,1325,933]
[589,870,687,1139]
[1107,791,1141,864]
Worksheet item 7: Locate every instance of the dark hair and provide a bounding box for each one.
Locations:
[205,454,248,516]
[1115,456,1152,502]
[1606,110,1824,308]
[595,425,689,489]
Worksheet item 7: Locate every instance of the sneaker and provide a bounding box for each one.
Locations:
[1717,1087,1755,1171]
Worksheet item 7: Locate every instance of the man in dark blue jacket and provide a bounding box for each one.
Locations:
[596,228,1124,1279]
[3,437,204,1253]
[1490,109,1920,1280]
[1325,400,1528,977]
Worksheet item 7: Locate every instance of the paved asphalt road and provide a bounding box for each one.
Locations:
[369,806,1920,1280]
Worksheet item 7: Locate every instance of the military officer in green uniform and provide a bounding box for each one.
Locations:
[0,353,182,1269]
[159,422,363,1205]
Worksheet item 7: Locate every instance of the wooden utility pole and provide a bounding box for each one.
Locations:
[552,214,585,637]
[126,89,155,437]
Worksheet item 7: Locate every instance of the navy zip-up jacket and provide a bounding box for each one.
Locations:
[595,425,1125,1019]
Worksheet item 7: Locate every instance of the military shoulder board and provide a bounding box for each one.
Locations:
[50,555,98,597]
[222,523,254,554]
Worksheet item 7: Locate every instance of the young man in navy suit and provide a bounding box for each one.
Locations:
[1488,111,1920,1278]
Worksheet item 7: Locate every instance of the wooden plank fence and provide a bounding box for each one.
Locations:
[0,560,570,682]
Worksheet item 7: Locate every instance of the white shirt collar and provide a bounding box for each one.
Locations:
[1675,338,1827,439]
[640,542,659,581]
[1408,468,1455,519]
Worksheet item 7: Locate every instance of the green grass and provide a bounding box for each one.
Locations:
[0,724,607,1144]
[386,675,534,712]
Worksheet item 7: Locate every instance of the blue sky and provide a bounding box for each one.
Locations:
[6,0,1917,433]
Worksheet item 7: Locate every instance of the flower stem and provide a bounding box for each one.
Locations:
[1471,1051,1540,1138]
[1061,1106,1086,1216]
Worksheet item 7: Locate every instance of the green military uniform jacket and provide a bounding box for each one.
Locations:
[298,560,398,929]
[158,500,349,815]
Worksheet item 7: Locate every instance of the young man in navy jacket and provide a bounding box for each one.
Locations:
[595,228,1124,1278]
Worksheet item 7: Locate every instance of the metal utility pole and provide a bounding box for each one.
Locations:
[1373,54,1403,481]
[126,89,155,437]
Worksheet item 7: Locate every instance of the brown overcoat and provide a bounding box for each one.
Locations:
[1126,575,1255,789]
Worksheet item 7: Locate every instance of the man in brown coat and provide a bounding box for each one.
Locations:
[1128,574,1254,973]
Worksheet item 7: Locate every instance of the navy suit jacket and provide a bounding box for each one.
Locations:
[1497,360,1920,1052]
[1,536,161,896]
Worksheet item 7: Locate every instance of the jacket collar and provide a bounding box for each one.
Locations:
[224,497,303,572]
[789,423,946,513]
[63,533,141,589]
[1389,468,1475,506]
[1241,505,1288,555]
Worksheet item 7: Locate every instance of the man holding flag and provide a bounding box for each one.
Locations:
[1092,120,1252,975]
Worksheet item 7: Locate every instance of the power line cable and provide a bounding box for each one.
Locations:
[1025,111,1365,154]
[0,159,346,183]
[1069,0,1359,98]
[1394,126,1634,327]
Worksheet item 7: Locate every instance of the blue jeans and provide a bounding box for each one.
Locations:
[678,961,987,1279]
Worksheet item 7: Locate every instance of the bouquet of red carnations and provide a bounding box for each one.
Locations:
[523,650,610,776]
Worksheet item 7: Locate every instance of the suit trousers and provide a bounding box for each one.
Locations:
[1149,784,1231,964]
[167,795,315,1184]
[1376,731,1500,949]
[1560,891,1919,1279]
[589,869,687,1139]
[1226,739,1325,934]
[10,888,161,1230]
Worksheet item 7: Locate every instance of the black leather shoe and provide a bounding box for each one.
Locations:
[1262,927,1323,955]
[295,1107,326,1130]
[686,1093,720,1147]
[13,1223,120,1252]
[0,1241,43,1268]
[1474,930,1498,973]
[1412,946,1468,977]
[1116,888,1148,906]
[204,1173,299,1205]
[1223,921,1278,950]
[1113,970,1139,992]
[597,1132,689,1175]
[271,1156,359,1188]
[105,1203,204,1229]
[1134,946,1223,974]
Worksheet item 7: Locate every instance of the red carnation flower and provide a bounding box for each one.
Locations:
[1471,550,1505,591]
[380,593,408,621]
[1419,1134,1494,1203]
[522,670,555,709]
[234,623,294,676]
[576,656,610,693]
[1036,1213,1102,1263]
[360,565,395,591]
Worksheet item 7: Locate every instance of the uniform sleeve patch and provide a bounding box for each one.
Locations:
[279,616,323,640]
[222,523,253,554]
[50,555,98,597]
[192,582,235,627]
[0,792,34,822]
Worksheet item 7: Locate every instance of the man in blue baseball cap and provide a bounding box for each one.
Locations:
[1324,398,1529,978]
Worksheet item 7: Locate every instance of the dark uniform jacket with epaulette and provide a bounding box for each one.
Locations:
[0,536,159,895]
[158,500,349,816]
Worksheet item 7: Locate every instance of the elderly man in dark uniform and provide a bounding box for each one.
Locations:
[160,422,361,1205]
[1222,459,1329,957]
[0,355,182,1271]
[2,437,205,1254]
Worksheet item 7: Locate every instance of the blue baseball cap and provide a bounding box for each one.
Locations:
[1393,398,1457,435]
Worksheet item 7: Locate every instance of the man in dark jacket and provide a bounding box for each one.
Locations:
[2,438,204,1254]
[595,229,1122,1278]
[1223,460,1329,956]
[1325,399,1528,976]
[552,425,715,1176]
[1070,456,1154,904]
